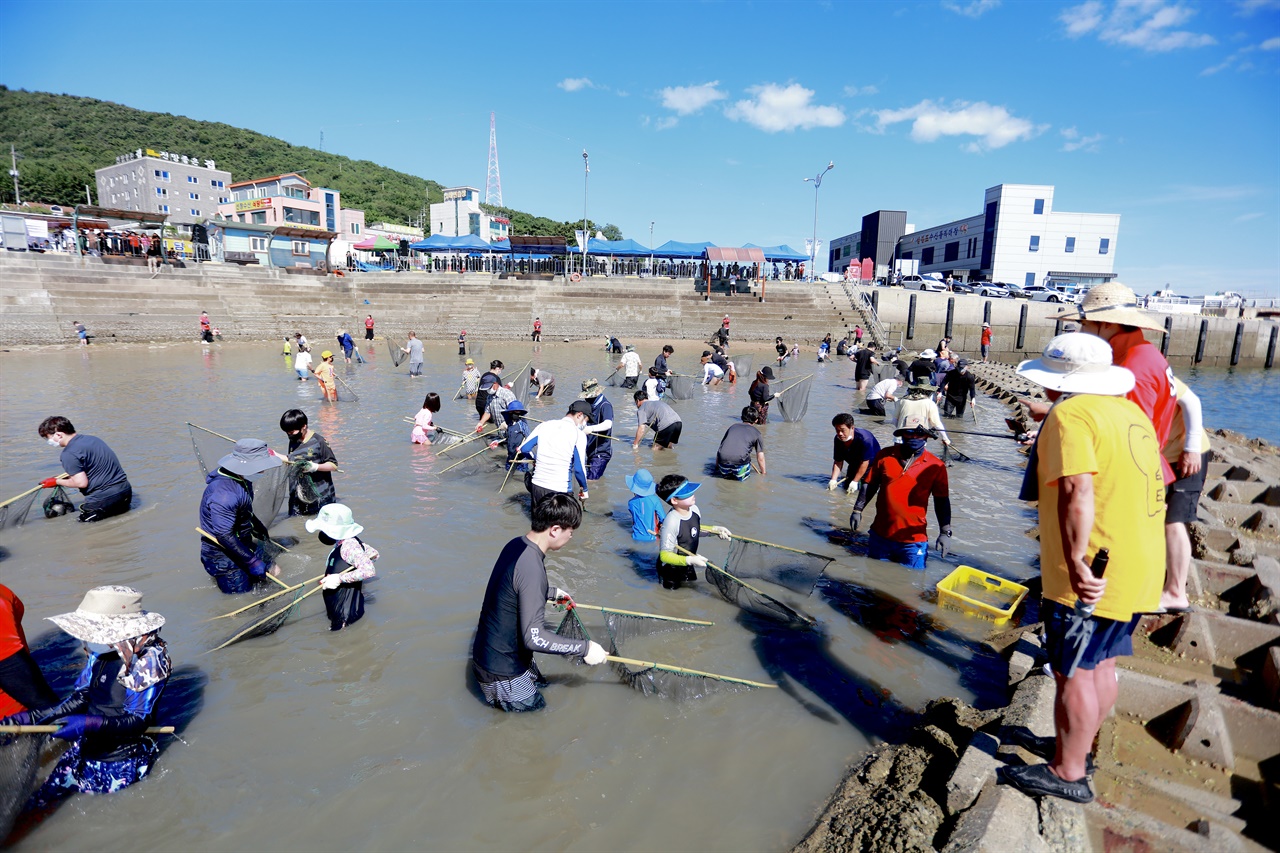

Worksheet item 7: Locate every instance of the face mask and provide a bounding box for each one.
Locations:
[903,437,927,455]
[47,437,61,447]
[86,642,114,655]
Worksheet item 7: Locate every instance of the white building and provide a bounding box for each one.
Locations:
[365,221,424,245]
[898,184,1119,289]
[429,187,509,243]
[95,148,233,229]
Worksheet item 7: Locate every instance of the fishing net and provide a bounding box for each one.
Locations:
[387,339,407,367]
[555,608,765,700]
[942,444,971,464]
[605,370,622,387]
[667,374,697,400]
[335,376,359,402]
[210,585,313,651]
[187,424,289,530]
[0,488,43,531]
[511,372,531,405]
[732,354,753,378]
[466,342,483,356]
[704,564,815,628]
[439,447,504,478]
[725,537,834,594]
[0,732,44,838]
[42,485,76,519]
[775,376,813,423]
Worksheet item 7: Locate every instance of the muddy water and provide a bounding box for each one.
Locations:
[0,341,1035,851]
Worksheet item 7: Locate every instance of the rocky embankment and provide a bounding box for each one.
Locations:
[794,363,1279,853]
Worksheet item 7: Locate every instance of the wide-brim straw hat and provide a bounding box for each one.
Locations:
[1052,282,1166,331]
[48,585,165,644]
[1017,332,1135,396]
[305,503,364,540]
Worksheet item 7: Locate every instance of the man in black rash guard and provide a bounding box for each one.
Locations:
[471,494,608,712]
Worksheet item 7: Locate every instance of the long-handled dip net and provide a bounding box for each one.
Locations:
[667,374,697,400]
[208,584,323,652]
[0,487,44,532]
[387,339,407,367]
[725,535,835,595]
[187,423,289,530]
[511,371,531,406]
[438,444,505,478]
[732,354,753,378]
[555,606,773,699]
[680,547,815,629]
[774,374,814,423]
[334,375,360,403]
[0,730,44,837]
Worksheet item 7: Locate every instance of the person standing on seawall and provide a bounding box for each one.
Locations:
[531,317,542,342]
[997,333,1164,804]
[37,417,133,523]
[980,322,992,363]
[364,314,375,340]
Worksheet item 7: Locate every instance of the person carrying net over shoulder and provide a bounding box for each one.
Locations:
[306,504,378,632]
[654,475,731,590]
[198,439,283,593]
[470,494,608,712]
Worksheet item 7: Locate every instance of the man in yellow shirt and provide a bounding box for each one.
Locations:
[999,333,1164,804]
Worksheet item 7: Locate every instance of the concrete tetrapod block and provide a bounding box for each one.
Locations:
[945,731,1002,815]
[1086,801,1254,853]
[941,783,1052,853]
[1037,796,1090,853]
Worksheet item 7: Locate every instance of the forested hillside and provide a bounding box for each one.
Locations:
[0,87,619,238]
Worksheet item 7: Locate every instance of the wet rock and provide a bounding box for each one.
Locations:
[1037,796,1088,853]
[945,732,1001,815]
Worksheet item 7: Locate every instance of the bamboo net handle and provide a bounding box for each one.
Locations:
[728,533,828,558]
[676,545,770,597]
[439,444,495,473]
[0,725,175,734]
[204,574,327,621]
[605,656,776,689]
[0,485,44,508]
[570,604,713,626]
[206,584,324,653]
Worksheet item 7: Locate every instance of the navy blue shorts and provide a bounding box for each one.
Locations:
[1043,599,1139,672]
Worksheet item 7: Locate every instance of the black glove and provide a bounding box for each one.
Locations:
[935,525,953,558]
[849,510,863,533]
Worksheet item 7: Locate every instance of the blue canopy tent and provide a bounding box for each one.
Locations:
[586,238,651,257]
[743,243,809,262]
[409,234,505,252]
[653,239,714,258]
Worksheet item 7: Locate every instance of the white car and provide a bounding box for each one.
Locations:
[901,275,946,292]
[975,282,1012,298]
[1028,285,1080,304]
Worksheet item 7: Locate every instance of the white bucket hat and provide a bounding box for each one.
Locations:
[1017,333,1135,396]
[47,586,165,645]
[305,503,364,540]
[1053,282,1166,332]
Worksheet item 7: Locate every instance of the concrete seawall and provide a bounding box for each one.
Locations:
[2,252,1275,368]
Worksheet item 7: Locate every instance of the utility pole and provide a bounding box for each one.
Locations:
[803,161,834,282]
[9,145,21,205]
[582,150,589,276]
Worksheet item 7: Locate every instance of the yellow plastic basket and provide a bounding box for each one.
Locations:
[936,566,1028,626]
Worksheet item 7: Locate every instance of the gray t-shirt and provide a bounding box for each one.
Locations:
[640,400,681,432]
[716,423,764,468]
[407,338,424,363]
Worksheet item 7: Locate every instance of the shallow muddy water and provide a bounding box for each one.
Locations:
[0,339,1037,851]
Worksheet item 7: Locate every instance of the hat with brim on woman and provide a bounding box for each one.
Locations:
[758,366,776,380]
[305,503,364,540]
[48,586,165,645]
[1017,332,1135,396]
[921,349,937,359]
[625,468,656,497]
[1052,282,1166,332]
[217,439,283,478]
[579,378,602,399]
[504,399,528,415]
[906,375,937,393]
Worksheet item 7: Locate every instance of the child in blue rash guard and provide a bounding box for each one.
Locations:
[471,494,608,712]
[654,475,732,590]
[626,468,665,542]
[10,587,170,807]
[501,400,531,472]
[306,504,378,631]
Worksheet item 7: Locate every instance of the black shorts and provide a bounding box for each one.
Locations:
[863,398,886,416]
[1165,451,1208,525]
[654,422,682,447]
[529,483,568,507]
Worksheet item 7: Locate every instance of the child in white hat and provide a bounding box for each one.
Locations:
[306,504,378,631]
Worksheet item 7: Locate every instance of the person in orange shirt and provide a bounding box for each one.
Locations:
[0,584,56,720]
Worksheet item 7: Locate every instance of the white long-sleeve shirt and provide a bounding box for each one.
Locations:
[519,416,588,493]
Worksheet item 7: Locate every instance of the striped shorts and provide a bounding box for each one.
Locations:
[476,664,548,713]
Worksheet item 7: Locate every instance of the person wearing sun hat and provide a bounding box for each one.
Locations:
[461,358,481,399]
[895,375,950,447]
[578,378,615,483]
[198,438,284,594]
[501,399,533,474]
[851,413,953,570]
[625,468,665,542]
[314,350,338,401]
[306,504,378,631]
[4,586,171,805]
[996,332,1164,805]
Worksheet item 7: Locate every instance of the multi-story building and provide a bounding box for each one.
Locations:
[829,211,910,279]
[215,173,364,265]
[365,221,424,245]
[429,186,509,243]
[95,149,232,229]
[829,184,1120,288]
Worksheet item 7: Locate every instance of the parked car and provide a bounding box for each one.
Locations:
[901,275,946,292]
[1029,285,1081,304]
[949,281,975,294]
[975,282,1011,298]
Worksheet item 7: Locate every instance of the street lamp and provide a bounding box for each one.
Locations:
[803,161,834,282]
[649,220,654,276]
[582,150,589,277]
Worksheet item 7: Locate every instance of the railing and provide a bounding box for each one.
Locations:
[835,279,888,349]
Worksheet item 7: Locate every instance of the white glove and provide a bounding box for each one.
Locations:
[687,554,708,568]
[299,460,320,474]
[827,478,839,491]
[583,641,609,666]
[711,525,731,541]
[320,574,343,590]
[551,587,573,606]
[845,480,860,494]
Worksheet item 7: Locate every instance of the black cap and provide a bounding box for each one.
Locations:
[759,366,776,380]
[568,400,592,417]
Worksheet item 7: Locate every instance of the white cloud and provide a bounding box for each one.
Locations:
[1060,126,1105,152]
[655,116,679,131]
[1200,36,1278,74]
[1234,211,1265,222]
[725,83,846,132]
[1060,0,1216,52]
[558,77,597,92]
[943,0,1001,17]
[659,82,727,115]
[1262,36,1280,49]
[843,83,879,96]
[871,99,1046,152]
[1235,0,1280,15]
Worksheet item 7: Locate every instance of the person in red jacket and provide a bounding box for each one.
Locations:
[0,584,56,720]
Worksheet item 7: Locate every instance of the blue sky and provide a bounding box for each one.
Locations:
[3,0,1278,295]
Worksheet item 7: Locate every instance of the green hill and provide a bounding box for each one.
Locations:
[0,87,619,238]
